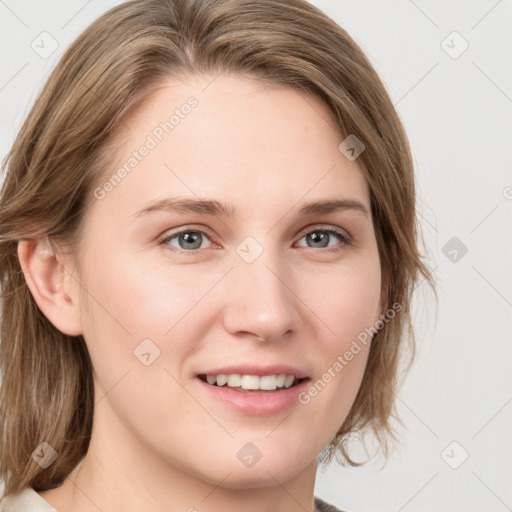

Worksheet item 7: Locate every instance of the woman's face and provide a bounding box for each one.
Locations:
[70,73,383,488]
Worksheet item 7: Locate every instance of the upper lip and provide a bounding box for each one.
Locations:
[197,364,309,379]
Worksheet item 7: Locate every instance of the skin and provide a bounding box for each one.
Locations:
[19,73,383,512]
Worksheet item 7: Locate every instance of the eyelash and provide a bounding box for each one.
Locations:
[156,225,351,255]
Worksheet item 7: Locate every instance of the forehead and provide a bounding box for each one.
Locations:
[89,74,370,220]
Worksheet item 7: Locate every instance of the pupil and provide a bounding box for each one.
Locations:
[181,232,201,250]
[308,231,328,248]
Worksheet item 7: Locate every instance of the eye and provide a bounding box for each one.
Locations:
[295,226,350,252]
[158,228,213,253]
[157,224,351,255]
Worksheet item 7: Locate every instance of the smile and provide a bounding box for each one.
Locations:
[197,373,306,392]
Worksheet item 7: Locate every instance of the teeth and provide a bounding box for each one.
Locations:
[241,375,260,390]
[202,373,301,390]
[259,375,277,390]
[284,375,295,388]
[227,374,241,387]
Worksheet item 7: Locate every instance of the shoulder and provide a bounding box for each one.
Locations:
[0,487,57,512]
[314,495,350,512]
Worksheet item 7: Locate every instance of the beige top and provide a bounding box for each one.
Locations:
[0,487,56,511]
[0,488,346,512]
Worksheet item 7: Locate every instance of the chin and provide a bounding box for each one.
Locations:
[202,450,312,489]
[209,466,301,490]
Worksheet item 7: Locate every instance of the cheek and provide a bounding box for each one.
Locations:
[80,248,197,337]
[78,253,204,433]
[302,252,382,349]
[295,254,381,425]
[78,249,218,387]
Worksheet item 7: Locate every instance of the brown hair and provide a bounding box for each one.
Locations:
[0,0,436,497]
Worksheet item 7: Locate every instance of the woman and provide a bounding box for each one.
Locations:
[0,0,435,511]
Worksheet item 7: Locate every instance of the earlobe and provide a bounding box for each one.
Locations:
[17,237,83,336]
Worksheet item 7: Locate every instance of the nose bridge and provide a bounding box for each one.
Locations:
[222,236,300,340]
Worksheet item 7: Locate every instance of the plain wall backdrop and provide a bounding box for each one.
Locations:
[1,1,511,511]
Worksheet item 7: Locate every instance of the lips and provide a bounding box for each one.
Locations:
[195,372,311,415]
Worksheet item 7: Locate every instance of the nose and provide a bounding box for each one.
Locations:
[221,244,302,343]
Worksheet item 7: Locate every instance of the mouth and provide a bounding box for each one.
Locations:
[197,373,309,393]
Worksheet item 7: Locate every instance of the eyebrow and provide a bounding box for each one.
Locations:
[132,197,369,219]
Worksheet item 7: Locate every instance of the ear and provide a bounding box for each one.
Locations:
[17,237,83,336]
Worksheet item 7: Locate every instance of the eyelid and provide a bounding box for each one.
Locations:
[156,223,352,253]
[155,224,219,250]
[295,223,351,241]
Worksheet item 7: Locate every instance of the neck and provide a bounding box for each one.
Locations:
[38,398,319,512]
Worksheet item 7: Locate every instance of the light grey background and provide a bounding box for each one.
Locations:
[1,1,511,511]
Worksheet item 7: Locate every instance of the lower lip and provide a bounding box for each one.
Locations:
[195,377,311,416]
